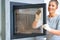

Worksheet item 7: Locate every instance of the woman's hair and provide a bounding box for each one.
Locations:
[49,0,59,6]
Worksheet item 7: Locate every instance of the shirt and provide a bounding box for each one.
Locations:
[46,15,60,40]
[36,15,60,40]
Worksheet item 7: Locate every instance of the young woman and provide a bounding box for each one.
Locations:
[32,0,60,40]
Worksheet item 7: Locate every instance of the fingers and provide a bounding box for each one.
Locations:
[42,24,52,31]
[42,24,47,28]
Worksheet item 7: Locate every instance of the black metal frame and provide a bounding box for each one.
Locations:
[10,2,46,39]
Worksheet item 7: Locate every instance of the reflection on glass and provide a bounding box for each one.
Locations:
[14,8,43,34]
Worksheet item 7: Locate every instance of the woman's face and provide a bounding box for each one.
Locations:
[48,1,58,13]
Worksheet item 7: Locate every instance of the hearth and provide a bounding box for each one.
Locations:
[10,2,46,39]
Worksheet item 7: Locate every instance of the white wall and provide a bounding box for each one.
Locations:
[5,0,46,40]
[10,0,44,4]
[56,0,60,15]
[0,0,1,34]
[0,0,1,40]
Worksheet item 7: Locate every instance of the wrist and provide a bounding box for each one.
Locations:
[43,24,52,31]
[35,18,40,21]
[45,27,52,31]
[35,19,38,22]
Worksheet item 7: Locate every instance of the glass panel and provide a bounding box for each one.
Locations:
[14,8,43,34]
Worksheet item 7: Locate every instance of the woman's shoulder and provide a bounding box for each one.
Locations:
[46,15,60,20]
[57,15,60,18]
[57,15,60,20]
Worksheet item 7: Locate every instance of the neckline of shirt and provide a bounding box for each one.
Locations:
[48,15,58,19]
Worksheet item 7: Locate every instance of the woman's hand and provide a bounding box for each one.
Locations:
[42,24,52,31]
[32,13,42,29]
[35,13,41,21]
[42,24,60,35]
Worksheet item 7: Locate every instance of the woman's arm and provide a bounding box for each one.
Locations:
[49,29,60,36]
[42,24,60,36]
[32,20,38,29]
[32,13,41,29]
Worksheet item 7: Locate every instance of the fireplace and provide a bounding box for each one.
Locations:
[10,2,46,39]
